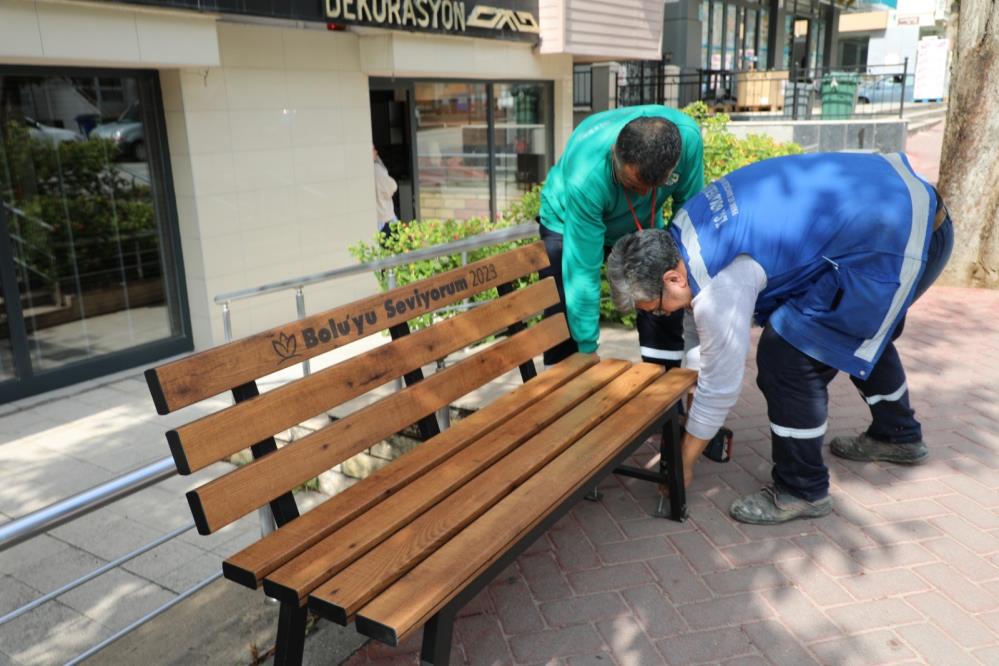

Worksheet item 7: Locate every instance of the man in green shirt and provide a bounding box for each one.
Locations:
[539,105,705,368]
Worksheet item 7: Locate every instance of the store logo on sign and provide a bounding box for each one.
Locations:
[467,6,539,32]
[324,0,539,34]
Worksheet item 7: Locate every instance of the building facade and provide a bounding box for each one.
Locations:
[662,0,842,73]
[0,0,646,402]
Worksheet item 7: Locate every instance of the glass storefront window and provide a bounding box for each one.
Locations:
[414,83,489,221]
[711,0,724,70]
[783,14,794,69]
[759,7,770,68]
[0,71,183,382]
[814,18,827,69]
[0,271,14,382]
[700,0,710,70]
[492,83,551,217]
[745,9,758,70]
[724,4,737,70]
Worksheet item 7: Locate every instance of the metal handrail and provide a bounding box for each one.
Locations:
[0,219,543,663]
[64,571,224,666]
[0,457,176,552]
[213,221,538,304]
[2,201,55,231]
[0,522,195,626]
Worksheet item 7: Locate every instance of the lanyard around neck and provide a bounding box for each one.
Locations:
[624,188,657,232]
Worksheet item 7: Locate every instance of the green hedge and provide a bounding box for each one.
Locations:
[1,120,157,293]
[350,103,803,330]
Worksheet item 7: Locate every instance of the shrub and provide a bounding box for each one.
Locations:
[348,190,541,331]
[0,120,158,294]
[350,103,803,331]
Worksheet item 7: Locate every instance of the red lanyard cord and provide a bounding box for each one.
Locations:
[624,188,657,232]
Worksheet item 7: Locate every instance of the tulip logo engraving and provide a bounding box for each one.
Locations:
[272,332,300,364]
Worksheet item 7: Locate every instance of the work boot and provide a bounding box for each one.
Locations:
[829,433,928,465]
[730,484,832,525]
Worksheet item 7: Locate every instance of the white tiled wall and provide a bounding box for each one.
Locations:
[163,23,378,348]
[165,22,574,350]
[0,0,219,67]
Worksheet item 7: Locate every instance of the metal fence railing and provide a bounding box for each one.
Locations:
[617,60,912,120]
[573,66,593,107]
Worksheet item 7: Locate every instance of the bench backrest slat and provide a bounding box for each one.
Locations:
[168,278,560,474]
[187,314,570,534]
[146,243,549,414]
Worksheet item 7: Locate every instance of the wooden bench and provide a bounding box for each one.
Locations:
[144,242,696,665]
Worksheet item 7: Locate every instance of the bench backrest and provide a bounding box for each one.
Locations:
[145,242,567,535]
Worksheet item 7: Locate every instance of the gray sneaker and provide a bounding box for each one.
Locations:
[829,433,928,465]
[730,485,833,525]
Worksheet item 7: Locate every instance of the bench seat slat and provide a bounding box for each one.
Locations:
[352,368,698,644]
[188,315,570,534]
[263,359,636,606]
[169,278,561,474]
[146,242,549,414]
[306,364,664,621]
[223,353,598,589]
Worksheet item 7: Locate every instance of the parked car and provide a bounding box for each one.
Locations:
[90,101,146,161]
[23,117,83,144]
[856,73,915,105]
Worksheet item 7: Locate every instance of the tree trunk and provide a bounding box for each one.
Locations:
[937,0,999,287]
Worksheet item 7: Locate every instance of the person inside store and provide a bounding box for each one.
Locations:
[373,145,399,240]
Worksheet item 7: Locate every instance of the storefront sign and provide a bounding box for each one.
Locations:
[912,37,949,101]
[105,0,539,41]
[324,0,539,36]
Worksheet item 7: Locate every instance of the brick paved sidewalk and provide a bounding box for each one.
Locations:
[346,286,999,666]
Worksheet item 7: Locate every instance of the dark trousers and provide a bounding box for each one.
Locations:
[757,217,954,501]
[538,222,685,368]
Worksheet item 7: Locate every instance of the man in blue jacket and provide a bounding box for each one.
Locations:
[606,152,954,524]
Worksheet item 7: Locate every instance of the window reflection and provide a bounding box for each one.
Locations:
[414,82,489,221]
[0,73,177,374]
[492,83,550,218]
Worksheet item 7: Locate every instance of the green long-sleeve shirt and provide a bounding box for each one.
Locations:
[539,105,705,353]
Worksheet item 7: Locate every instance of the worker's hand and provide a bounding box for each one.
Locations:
[681,431,710,488]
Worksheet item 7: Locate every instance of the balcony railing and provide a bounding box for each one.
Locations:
[573,66,593,108]
[616,60,912,121]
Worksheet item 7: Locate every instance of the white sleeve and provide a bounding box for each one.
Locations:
[681,309,700,370]
[374,162,398,196]
[685,255,767,440]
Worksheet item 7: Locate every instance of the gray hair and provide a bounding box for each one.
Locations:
[606,229,682,311]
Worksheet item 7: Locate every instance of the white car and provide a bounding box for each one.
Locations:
[90,101,146,161]
[24,117,83,144]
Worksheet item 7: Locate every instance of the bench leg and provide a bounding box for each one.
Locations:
[273,603,308,666]
[656,404,687,522]
[420,605,456,665]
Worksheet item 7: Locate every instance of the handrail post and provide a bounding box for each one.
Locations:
[295,286,311,377]
[461,251,470,310]
[791,63,799,120]
[387,269,403,392]
[222,301,233,343]
[436,358,451,431]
